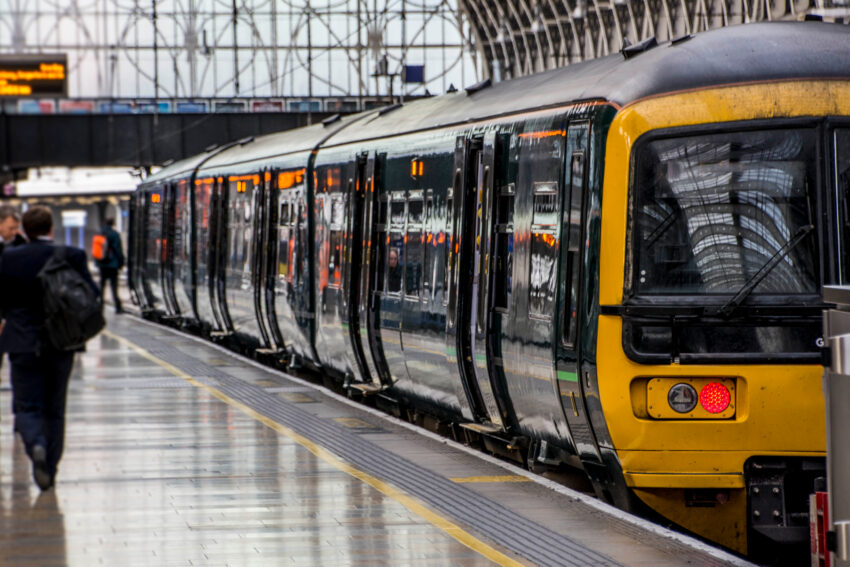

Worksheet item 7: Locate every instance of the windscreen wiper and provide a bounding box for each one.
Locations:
[713,224,815,318]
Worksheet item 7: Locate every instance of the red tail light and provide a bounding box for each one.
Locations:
[699,382,731,414]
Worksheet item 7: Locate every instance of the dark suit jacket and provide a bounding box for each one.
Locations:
[0,233,26,256]
[0,239,99,354]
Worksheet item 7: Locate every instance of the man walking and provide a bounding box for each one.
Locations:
[0,205,25,253]
[0,206,99,490]
[95,217,125,314]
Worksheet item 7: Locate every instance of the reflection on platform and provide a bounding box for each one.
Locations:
[0,328,499,566]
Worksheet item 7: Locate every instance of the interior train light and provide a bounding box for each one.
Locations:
[667,383,698,413]
[699,382,731,414]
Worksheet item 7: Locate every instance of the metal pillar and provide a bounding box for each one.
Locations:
[822,285,850,565]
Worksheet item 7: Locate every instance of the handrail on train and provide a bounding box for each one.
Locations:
[822,285,850,565]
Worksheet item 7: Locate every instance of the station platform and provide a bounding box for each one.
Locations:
[0,312,756,567]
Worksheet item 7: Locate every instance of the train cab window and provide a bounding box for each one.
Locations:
[628,128,821,362]
[633,128,818,297]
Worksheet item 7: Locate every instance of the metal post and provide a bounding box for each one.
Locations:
[823,285,850,566]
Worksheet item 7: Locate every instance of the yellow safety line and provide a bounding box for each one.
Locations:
[101,329,527,567]
[451,476,532,483]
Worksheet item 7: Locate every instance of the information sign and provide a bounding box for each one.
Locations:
[0,54,68,98]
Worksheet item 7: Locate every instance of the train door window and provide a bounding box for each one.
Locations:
[387,194,405,294]
[493,183,515,312]
[329,196,345,288]
[518,121,564,321]
[375,195,389,293]
[406,194,424,298]
[423,193,438,297]
[836,129,850,282]
[563,152,585,346]
[278,197,291,281]
[388,231,404,294]
[443,188,454,305]
[529,184,560,320]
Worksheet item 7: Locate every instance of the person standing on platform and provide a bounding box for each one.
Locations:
[0,205,26,375]
[0,206,99,491]
[0,205,26,253]
[94,217,125,314]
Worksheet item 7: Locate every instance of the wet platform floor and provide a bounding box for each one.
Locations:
[0,312,755,567]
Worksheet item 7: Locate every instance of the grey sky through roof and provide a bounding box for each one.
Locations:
[0,0,479,99]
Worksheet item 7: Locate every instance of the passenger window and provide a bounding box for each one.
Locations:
[408,198,424,225]
[390,200,405,226]
[387,232,404,293]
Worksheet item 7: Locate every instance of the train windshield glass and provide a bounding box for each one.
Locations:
[633,128,818,298]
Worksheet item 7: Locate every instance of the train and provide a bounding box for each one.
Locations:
[129,21,850,563]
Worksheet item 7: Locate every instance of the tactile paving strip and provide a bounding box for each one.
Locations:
[117,320,736,567]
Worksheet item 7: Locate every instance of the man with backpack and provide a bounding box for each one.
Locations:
[92,217,125,314]
[0,205,100,491]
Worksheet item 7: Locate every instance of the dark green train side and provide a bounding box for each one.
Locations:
[129,22,850,563]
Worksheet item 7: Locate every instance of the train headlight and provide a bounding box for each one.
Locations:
[667,383,698,413]
[699,382,731,414]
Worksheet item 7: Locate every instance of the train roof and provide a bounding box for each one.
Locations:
[140,148,223,187]
[195,111,377,176]
[328,21,850,144]
[139,20,850,185]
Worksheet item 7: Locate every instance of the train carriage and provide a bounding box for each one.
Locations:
[131,21,850,562]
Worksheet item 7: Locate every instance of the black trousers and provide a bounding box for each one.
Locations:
[9,350,74,476]
[99,267,122,312]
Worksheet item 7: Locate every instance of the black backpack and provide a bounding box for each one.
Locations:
[38,246,105,351]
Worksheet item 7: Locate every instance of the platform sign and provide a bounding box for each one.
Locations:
[0,54,67,98]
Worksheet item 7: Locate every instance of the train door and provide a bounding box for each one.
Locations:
[251,172,274,349]
[341,155,372,384]
[261,171,285,352]
[162,182,180,317]
[209,177,232,334]
[446,134,504,428]
[357,154,391,387]
[555,122,603,465]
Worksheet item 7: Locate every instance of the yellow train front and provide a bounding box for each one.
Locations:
[594,23,850,562]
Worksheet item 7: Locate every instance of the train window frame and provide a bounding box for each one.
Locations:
[443,187,454,306]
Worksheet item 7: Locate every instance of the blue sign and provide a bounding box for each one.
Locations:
[403,65,424,83]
